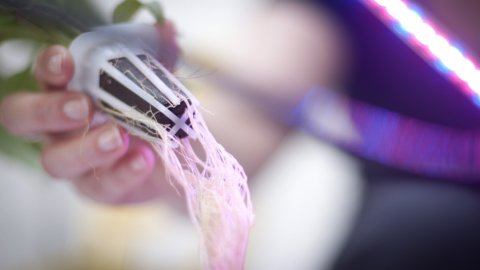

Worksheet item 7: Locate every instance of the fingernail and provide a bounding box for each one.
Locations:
[63,98,89,121]
[47,52,64,75]
[130,154,147,172]
[98,127,123,152]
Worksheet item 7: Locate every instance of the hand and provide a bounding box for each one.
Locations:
[0,23,180,204]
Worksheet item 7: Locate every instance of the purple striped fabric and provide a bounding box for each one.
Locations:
[295,88,480,179]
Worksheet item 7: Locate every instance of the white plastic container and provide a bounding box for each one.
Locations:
[69,23,198,143]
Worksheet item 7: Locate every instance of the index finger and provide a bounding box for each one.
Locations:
[35,45,74,91]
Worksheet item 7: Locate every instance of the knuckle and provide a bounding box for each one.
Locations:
[33,93,70,129]
[0,93,55,135]
[106,191,129,205]
[40,148,62,179]
[33,99,52,127]
[75,177,124,205]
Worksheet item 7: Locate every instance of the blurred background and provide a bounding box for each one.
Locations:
[0,0,363,269]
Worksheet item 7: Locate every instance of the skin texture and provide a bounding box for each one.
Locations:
[0,44,157,204]
[0,1,346,204]
[0,27,182,204]
[0,21,292,204]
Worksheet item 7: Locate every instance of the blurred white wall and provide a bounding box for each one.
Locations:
[246,131,362,270]
[0,155,76,269]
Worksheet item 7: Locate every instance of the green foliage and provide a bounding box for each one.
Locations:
[0,66,39,99]
[113,0,143,23]
[0,9,15,26]
[0,127,42,167]
[113,0,165,25]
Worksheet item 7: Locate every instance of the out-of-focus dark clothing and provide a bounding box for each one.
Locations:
[291,1,480,270]
[332,162,480,270]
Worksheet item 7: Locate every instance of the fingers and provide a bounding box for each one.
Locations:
[1,45,92,137]
[75,145,156,204]
[0,91,93,136]
[27,45,169,204]
[41,124,129,179]
[35,45,74,90]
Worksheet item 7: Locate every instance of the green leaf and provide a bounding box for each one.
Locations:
[0,67,39,100]
[144,1,165,25]
[0,9,16,27]
[0,14,73,45]
[113,0,143,23]
[0,127,41,167]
